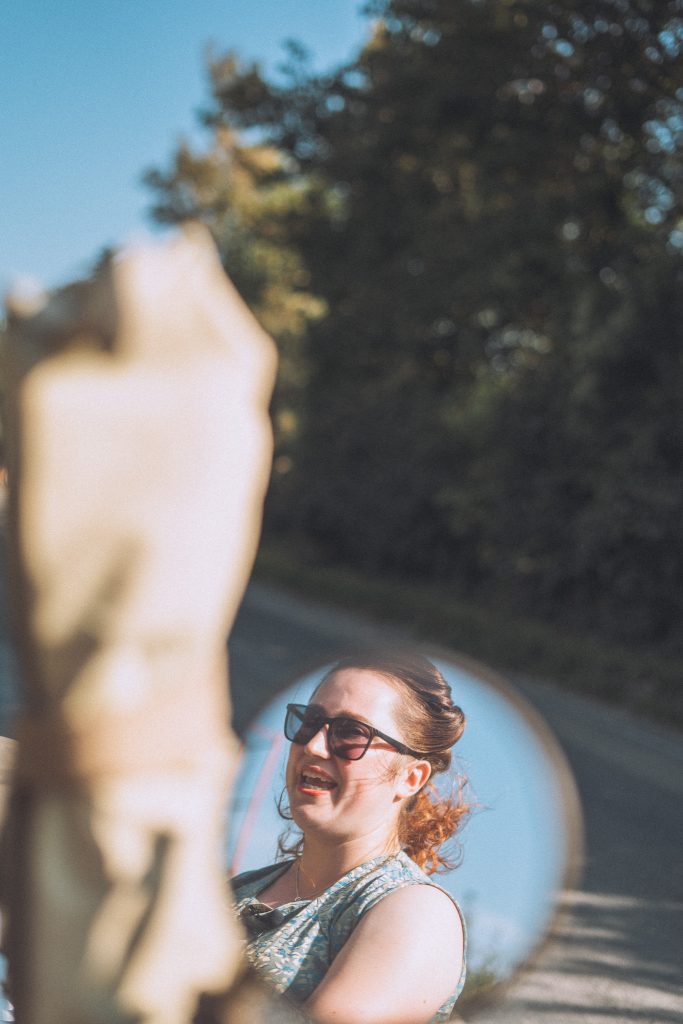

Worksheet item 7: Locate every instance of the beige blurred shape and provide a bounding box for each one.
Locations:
[1,225,278,1024]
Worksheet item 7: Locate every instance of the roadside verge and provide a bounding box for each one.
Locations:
[254,542,683,730]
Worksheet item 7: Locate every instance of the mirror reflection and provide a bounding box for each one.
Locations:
[227,655,582,1011]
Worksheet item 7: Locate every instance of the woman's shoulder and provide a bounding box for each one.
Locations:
[328,851,464,946]
[337,850,457,906]
[310,856,466,1024]
[368,875,463,931]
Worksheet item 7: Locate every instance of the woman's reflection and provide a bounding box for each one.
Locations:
[231,652,469,1023]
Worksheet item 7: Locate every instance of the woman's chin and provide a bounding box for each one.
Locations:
[290,800,334,833]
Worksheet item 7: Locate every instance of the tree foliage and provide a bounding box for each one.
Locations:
[144,119,326,496]
[146,0,683,647]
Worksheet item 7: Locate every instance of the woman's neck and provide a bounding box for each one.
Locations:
[297,829,400,898]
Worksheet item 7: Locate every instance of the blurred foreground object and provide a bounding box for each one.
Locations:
[1,225,277,1024]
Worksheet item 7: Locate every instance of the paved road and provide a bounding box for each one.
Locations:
[2,529,682,1022]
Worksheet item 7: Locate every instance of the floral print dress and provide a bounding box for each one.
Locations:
[232,851,466,1022]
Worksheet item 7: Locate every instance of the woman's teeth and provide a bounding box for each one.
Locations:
[301,771,336,790]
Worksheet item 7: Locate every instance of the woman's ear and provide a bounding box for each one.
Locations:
[394,759,432,800]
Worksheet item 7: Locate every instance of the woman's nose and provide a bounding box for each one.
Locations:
[303,724,331,758]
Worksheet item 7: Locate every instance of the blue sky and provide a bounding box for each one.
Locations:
[1,2,369,292]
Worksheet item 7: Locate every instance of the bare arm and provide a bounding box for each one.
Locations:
[304,884,464,1024]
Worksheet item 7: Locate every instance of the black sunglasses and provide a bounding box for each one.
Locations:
[284,703,424,761]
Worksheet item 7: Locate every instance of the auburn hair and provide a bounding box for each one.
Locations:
[279,651,469,874]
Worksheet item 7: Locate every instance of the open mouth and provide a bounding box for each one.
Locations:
[299,769,337,791]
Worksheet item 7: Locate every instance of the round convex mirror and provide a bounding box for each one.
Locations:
[226,655,583,1014]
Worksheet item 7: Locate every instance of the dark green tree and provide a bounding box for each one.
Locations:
[147,0,683,644]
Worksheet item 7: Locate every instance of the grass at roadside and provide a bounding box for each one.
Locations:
[254,542,683,730]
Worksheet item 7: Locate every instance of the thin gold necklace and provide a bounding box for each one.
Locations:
[295,859,319,900]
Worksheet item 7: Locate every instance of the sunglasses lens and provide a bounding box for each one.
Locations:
[284,706,373,759]
[329,719,372,760]
[285,705,319,745]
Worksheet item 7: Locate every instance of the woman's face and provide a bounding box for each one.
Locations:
[285,668,422,847]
